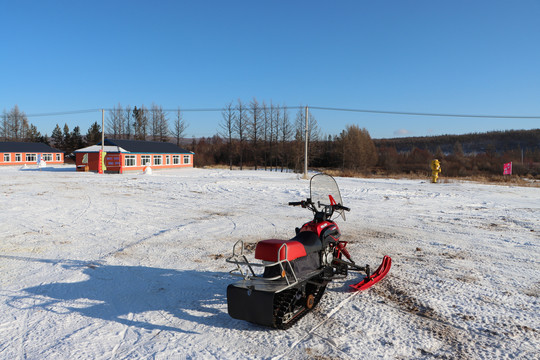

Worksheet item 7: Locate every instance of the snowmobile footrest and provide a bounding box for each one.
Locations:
[227,284,275,327]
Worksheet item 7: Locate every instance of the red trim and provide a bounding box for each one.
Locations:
[329,194,337,206]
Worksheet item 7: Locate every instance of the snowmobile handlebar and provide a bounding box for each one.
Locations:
[333,204,350,212]
[288,199,350,212]
[288,201,305,207]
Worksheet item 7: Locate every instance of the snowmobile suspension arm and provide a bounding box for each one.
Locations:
[333,258,371,276]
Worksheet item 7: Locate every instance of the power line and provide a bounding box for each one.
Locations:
[309,106,540,119]
[25,109,102,117]
[21,106,540,119]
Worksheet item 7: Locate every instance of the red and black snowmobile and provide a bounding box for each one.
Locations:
[226,173,391,329]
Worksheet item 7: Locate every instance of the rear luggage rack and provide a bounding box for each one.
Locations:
[226,240,299,286]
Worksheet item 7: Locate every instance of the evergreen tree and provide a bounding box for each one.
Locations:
[26,124,42,142]
[62,124,71,151]
[51,124,63,148]
[71,126,84,150]
[86,121,102,145]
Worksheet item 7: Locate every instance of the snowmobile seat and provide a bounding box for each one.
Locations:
[255,232,322,262]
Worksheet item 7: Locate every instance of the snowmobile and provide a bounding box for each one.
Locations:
[226,173,391,329]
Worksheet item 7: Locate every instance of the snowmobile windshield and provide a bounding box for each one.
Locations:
[310,174,346,221]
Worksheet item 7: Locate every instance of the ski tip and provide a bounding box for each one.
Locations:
[349,255,392,291]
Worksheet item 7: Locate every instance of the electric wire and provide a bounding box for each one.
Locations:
[309,106,540,119]
[25,109,102,117]
[22,106,540,120]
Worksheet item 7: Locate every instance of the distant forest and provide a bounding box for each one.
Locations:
[192,128,540,178]
[374,129,540,177]
[2,103,539,178]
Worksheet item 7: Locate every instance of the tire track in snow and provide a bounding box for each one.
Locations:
[100,220,200,259]
[110,312,133,359]
[271,291,360,360]
[17,305,29,360]
[15,282,44,360]
[371,276,539,358]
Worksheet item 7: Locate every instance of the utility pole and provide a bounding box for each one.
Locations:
[303,105,309,179]
[99,109,105,174]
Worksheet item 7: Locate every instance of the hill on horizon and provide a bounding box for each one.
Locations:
[374,128,540,155]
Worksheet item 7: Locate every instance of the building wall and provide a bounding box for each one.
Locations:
[0,152,64,166]
[75,152,194,173]
[120,153,194,172]
[75,152,100,171]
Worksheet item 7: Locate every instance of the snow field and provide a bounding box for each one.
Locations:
[0,166,538,359]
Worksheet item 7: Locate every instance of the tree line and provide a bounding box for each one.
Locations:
[3,103,537,177]
[1,101,379,172]
[194,98,377,173]
[105,103,187,146]
[0,104,189,154]
[1,105,46,143]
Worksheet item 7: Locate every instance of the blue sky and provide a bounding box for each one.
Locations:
[1,0,539,139]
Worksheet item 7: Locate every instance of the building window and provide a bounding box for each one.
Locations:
[183,155,191,164]
[166,155,170,165]
[15,154,22,162]
[124,155,136,167]
[56,153,61,161]
[153,155,162,166]
[173,155,180,165]
[141,155,151,166]
[3,153,10,162]
[43,154,53,162]
[26,154,37,162]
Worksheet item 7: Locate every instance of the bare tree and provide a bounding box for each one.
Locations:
[234,99,248,170]
[1,109,8,140]
[294,106,319,143]
[106,103,123,139]
[270,103,281,170]
[172,107,188,146]
[149,103,169,142]
[2,105,30,141]
[341,125,378,171]
[279,105,292,171]
[261,101,269,169]
[132,105,148,140]
[220,102,235,170]
[150,103,160,141]
[124,105,132,139]
[248,98,262,169]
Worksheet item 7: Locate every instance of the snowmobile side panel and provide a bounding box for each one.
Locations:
[289,231,322,253]
[227,284,275,327]
[262,252,321,280]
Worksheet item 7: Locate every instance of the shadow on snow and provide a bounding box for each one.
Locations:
[3,255,244,334]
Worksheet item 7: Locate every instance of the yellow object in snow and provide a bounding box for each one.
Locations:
[431,159,441,183]
[101,151,107,171]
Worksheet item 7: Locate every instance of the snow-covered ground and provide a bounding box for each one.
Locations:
[1,165,538,359]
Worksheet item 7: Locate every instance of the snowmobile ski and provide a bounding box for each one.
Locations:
[349,255,392,291]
